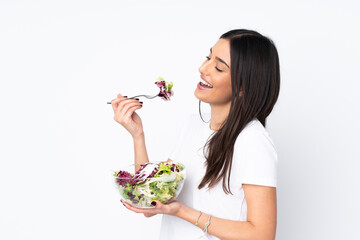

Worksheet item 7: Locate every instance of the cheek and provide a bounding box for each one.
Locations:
[214,76,232,101]
[218,76,232,94]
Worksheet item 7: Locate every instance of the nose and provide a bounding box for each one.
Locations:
[198,59,211,75]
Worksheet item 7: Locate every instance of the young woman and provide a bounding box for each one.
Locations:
[111,29,280,240]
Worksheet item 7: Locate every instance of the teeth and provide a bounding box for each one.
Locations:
[200,79,213,88]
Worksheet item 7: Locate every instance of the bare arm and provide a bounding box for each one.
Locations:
[111,93,148,172]
[133,134,173,172]
[122,183,277,240]
[176,205,256,239]
[176,184,277,240]
[133,133,149,172]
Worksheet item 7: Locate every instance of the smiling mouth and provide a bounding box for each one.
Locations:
[199,79,213,88]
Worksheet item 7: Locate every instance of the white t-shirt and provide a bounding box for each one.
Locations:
[158,113,278,240]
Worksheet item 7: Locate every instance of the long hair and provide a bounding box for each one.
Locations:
[198,29,280,194]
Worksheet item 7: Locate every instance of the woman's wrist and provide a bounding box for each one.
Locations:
[173,203,212,232]
[132,131,149,172]
[173,202,198,224]
[132,132,145,141]
[172,201,186,217]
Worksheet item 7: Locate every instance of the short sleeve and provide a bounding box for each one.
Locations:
[235,131,278,187]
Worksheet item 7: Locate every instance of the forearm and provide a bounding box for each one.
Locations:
[175,204,266,240]
[133,133,149,172]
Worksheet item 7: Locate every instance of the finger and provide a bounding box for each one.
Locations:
[111,95,128,112]
[122,199,157,212]
[115,101,139,124]
[114,99,138,121]
[111,98,121,112]
[123,104,143,120]
[151,200,172,214]
[115,98,138,115]
[121,200,158,214]
[149,200,166,212]
[116,100,142,120]
[122,200,152,211]
[117,93,130,99]
[144,212,157,218]
[151,200,162,209]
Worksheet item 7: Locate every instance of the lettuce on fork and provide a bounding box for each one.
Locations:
[155,77,174,101]
[113,162,185,207]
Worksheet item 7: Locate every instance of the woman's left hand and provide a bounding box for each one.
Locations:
[120,199,182,218]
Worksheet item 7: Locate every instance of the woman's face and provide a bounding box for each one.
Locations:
[195,38,232,105]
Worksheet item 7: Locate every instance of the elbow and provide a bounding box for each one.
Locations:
[255,231,276,240]
[252,232,276,240]
[224,223,275,240]
[250,222,276,240]
[254,235,275,240]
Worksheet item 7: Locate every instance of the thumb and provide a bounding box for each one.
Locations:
[151,200,163,209]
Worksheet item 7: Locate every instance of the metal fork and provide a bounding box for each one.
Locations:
[107,94,158,104]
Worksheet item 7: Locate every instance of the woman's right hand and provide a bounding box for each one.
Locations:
[111,93,144,138]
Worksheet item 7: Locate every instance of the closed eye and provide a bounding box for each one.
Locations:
[215,67,223,72]
[205,56,223,72]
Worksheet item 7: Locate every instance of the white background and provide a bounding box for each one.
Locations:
[1,0,359,239]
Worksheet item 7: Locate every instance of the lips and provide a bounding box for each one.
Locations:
[199,75,213,88]
[200,75,213,87]
[197,82,212,90]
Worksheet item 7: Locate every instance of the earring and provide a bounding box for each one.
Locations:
[199,100,211,123]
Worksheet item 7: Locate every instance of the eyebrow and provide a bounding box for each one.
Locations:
[210,47,230,69]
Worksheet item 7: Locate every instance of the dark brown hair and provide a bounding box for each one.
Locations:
[198,29,280,194]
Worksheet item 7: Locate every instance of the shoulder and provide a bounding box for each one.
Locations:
[233,118,278,187]
[235,118,277,153]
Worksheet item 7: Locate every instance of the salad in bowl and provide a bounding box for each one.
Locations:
[113,161,186,208]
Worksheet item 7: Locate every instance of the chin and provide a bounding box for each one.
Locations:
[194,89,210,103]
[194,89,202,101]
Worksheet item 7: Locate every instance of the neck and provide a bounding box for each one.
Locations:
[209,101,231,131]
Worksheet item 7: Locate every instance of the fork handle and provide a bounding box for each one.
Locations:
[107,94,157,103]
[129,95,147,98]
[129,94,158,99]
[106,96,140,104]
